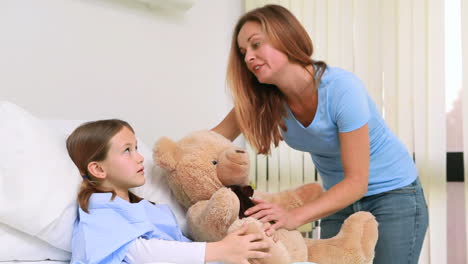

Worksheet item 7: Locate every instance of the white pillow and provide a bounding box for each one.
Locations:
[0,101,187,260]
[0,223,70,261]
[0,101,81,251]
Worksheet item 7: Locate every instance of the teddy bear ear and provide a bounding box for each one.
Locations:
[153,137,179,171]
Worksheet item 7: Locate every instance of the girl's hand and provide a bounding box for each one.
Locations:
[244,198,300,236]
[209,224,271,264]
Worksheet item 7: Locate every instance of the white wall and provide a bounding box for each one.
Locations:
[0,0,242,146]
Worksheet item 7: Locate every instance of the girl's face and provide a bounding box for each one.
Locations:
[237,21,289,85]
[99,127,145,196]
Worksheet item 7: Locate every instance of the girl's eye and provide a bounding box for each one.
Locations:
[125,148,131,153]
[252,41,260,48]
[212,160,218,165]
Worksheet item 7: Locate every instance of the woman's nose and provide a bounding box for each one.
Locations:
[244,50,255,63]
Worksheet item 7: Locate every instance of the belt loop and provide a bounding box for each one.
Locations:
[352,201,361,212]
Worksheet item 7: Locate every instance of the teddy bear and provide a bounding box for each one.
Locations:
[154,130,378,264]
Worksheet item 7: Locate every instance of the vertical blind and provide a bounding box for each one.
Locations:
[461,0,468,259]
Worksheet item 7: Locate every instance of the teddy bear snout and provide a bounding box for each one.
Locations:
[225,148,249,165]
[217,147,250,186]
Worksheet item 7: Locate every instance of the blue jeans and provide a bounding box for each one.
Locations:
[320,178,428,264]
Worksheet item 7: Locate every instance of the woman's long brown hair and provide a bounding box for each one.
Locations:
[66,119,142,213]
[227,4,327,154]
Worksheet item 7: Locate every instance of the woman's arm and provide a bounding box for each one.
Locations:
[211,108,241,141]
[246,124,370,232]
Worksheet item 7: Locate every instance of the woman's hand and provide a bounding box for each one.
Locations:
[206,224,271,264]
[244,198,301,236]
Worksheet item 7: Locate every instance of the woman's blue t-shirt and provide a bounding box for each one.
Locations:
[282,66,417,196]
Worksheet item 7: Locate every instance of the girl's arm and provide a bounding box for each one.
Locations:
[205,225,270,263]
[211,108,241,141]
[246,124,370,232]
[124,238,206,264]
[125,225,270,264]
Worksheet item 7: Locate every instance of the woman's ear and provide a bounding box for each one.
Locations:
[87,161,106,179]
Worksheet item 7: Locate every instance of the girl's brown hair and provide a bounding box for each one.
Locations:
[227,4,327,154]
[66,119,142,213]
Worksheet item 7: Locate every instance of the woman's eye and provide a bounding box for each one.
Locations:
[252,42,260,48]
[125,148,131,153]
[212,160,218,165]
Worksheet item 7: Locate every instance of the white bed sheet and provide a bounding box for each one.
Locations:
[0,260,70,264]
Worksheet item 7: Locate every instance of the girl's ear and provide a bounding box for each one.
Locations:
[87,161,106,179]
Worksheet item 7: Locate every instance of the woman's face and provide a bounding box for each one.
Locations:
[237,21,289,85]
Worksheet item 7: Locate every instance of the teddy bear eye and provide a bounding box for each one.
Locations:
[212,160,218,165]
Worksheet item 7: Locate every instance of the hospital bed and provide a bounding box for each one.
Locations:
[0,101,318,264]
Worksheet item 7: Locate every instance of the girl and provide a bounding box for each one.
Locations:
[66,119,270,264]
[212,4,428,264]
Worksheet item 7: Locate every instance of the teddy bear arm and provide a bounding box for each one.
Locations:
[187,200,220,242]
[187,188,241,242]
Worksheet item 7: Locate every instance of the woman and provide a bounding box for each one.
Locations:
[212,4,428,264]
